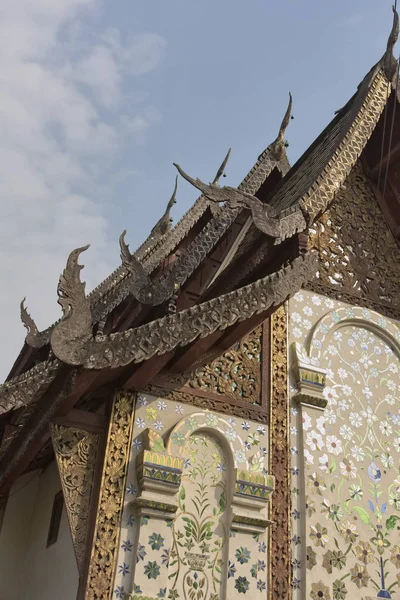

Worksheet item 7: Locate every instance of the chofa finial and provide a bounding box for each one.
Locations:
[212,148,231,184]
[259,92,293,161]
[384,5,399,80]
[149,176,178,239]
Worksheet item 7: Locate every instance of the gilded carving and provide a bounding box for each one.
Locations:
[269,305,290,599]
[169,325,263,404]
[85,391,135,600]
[50,423,99,574]
[307,162,400,318]
[144,384,267,423]
[49,250,316,369]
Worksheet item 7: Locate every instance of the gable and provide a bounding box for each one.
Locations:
[145,323,269,422]
[307,161,400,320]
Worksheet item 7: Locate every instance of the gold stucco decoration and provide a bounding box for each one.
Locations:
[85,391,135,600]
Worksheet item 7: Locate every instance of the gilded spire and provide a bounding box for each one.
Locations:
[259,92,293,161]
[383,5,399,80]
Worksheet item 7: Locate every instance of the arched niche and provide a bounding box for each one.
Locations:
[166,413,235,600]
[307,306,400,363]
[166,411,249,469]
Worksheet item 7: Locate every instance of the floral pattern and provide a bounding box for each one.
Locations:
[290,290,400,599]
[113,394,269,598]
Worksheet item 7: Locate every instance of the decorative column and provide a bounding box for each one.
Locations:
[84,391,136,600]
[269,305,290,600]
[129,429,183,599]
[227,470,274,598]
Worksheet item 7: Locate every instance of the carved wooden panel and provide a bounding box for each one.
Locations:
[164,325,263,405]
[50,424,100,574]
[307,161,400,319]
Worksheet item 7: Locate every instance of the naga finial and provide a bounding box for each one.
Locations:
[259,92,293,161]
[57,245,90,317]
[212,148,231,184]
[384,5,399,80]
[150,176,178,239]
[50,245,93,364]
[20,298,45,348]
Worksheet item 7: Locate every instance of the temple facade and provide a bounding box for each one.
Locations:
[0,8,399,600]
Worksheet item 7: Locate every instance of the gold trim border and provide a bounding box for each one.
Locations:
[269,305,290,599]
[300,69,390,221]
[84,391,135,600]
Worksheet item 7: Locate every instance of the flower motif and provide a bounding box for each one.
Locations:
[136,417,146,429]
[305,495,316,518]
[350,445,365,462]
[234,449,246,464]
[148,533,164,551]
[339,424,353,440]
[350,563,370,588]
[146,407,157,421]
[319,454,329,471]
[118,562,130,576]
[136,544,147,563]
[309,523,328,547]
[316,415,327,432]
[258,541,267,553]
[242,421,250,431]
[310,580,331,600]
[234,576,250,593]
[367,462,381,482]
[390,545,400,568]
[302,412,312,431]
[204,413,218,427]
[355,541,374,564]
[225,427,237,441]
[331,549,346,570]
[114,586,126,599]
[157,589,167,599]
[156,400,167,410]
[381,452,394,468]
[257,579,266,591]
[144,561,161,580]
[235,547,251,564]
[321,500,342,522]
[361,406,377,425]
[339,520,358,543]
[393,436,400,453]
[175,404,184,414]
[187,418,201,434]
[227,561,236,578]
[332,580,347,599]
[171,432,186,447]
[379,420,392,436]
[248,432,260,446]
[339,458,357,479]
[121,539,133,552]
[349,412,362,428]
[307,472,327,496]
[250,563,258,578]
[154,420,164,431]
[322,549,333,573]
[326,435,342,456]
[304,449,314,464]
[371,530,391,555]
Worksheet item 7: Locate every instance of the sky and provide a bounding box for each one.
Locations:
[0,0,396,380]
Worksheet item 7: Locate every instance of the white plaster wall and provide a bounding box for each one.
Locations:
[0,471,40,600]
[0,462,79,600]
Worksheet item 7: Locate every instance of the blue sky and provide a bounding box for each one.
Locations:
[0,0,396,377]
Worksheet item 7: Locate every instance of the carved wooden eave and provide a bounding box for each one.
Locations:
[13,108,291,375]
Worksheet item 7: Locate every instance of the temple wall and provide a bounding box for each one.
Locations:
[0,462,79,600]
[288,289,400,600]
[112,393,273,600]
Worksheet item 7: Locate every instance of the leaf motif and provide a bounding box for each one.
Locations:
[329,459,337,473]
[382,503,387,514]
[179,486,186,501]
[353,506,371,524]
[368,500,375,512]
[148,429,166,452]
[386,515,400,530]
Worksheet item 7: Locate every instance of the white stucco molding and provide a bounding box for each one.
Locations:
[307,305,400,361]
[292,305,400,411]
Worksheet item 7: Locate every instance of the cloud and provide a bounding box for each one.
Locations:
[0,0,166,379]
